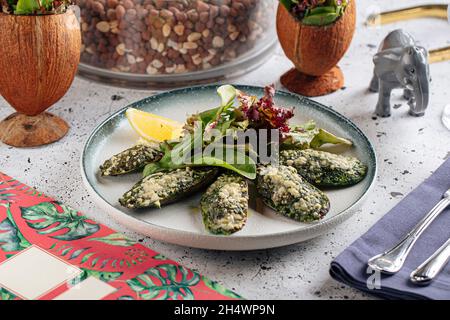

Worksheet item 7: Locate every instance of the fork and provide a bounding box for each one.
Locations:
[368,188,450,274]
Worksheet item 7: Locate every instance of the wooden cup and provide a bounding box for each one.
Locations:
[0,10,81,147]
[277,1,356,97]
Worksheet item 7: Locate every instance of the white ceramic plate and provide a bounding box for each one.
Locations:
[81,85,377,250]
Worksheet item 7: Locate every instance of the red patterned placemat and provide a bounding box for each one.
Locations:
[0,172,241,300]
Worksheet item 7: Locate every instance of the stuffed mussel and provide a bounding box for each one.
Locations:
[256,165,330,222]
[119,167,218,209]
[100,139,162,176]
[201,173,249,235]
[280,149,367,187]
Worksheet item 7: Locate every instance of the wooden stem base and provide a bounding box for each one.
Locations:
[0,112,69,147]
[280,66,345,97]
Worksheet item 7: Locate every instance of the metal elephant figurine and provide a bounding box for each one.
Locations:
[369,29,430,117]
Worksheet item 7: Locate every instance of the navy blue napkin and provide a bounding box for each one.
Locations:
[330,159,450,300]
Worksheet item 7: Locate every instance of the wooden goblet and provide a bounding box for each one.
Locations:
[0,10,81,147]
[277,1,356,97]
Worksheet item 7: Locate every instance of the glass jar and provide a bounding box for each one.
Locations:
[75,0,277,88]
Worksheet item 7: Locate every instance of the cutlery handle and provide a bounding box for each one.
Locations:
[429,46,450,64]
[368,197,450,274]
[410,238,450,285]
[365,4,449,26]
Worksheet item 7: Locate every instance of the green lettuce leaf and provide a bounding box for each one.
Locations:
[14,0,40,14]
[310,128,352,148]
[143,85,256,179]
[283,120,352,149]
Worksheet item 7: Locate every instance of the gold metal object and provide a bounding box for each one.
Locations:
[429,46,450,63]
[366,4,448,26]
[366,4,450,64]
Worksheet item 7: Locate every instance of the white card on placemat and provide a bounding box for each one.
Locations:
[0,245,81,300]
[53,276,117,300]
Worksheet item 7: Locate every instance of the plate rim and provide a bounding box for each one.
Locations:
[81,84,377,244]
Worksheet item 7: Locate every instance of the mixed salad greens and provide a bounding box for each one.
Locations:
[100,84,367,235]
[142,84,352,180]
[1,0,71,15]
[280,0,349,26]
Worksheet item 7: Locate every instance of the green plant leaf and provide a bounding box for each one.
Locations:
[302,11,340,26]
[11,0,69,15]
[301,4,346,26]
[310,128,352,148]
[88,233,137,247]
[283,121,352,150]
[14,0,40,14]
[283,121,319,150]
[41,0,53,10]
[279,0,294,11]
[203,85,237,141]
[127,264,200,300]
[198,107,221,126]
[200,154,256,179]
[21,202,100,241]
[202,276,243,299]
[143,163,164,177]
[217,85,237,110]
[143,85,256,179]
[282,1,348,26]
[145,148,257,180]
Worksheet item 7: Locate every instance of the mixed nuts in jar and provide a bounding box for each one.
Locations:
[76,0,274,78]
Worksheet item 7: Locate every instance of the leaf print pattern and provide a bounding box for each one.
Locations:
[152,253,168,260]
[0,217,25,252]
[0,179,45,203]
[0,172,240,300]
[0,180,20,203]
[124,247,149,265]
[0,204,31,252]
[0,192,15,202]
[70,268,123,286]
[89,233,137,247]
[127,264,200,300]
[0,288,16,300]
[48,242,146,270]
[202,276,243,299]
[21,202,100,240]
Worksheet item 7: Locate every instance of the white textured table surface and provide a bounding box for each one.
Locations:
[1,0,450,300]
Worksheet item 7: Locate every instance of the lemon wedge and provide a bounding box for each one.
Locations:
[125,108,183,142]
